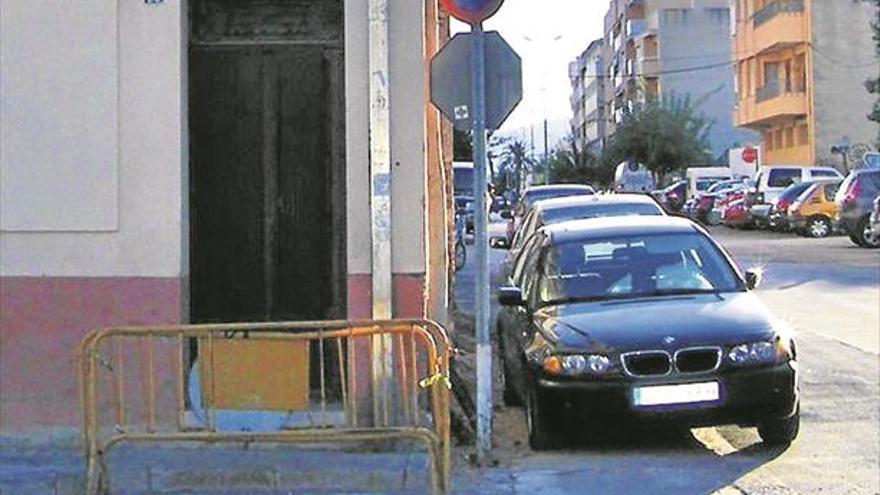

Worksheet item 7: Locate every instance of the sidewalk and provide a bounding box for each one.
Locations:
[0,438,514,495]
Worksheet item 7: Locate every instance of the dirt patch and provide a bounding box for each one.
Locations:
[449,311,531,466]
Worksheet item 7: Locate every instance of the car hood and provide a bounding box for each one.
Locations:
[534,292,783,352]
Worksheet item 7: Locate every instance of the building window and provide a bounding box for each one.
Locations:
[798,124,809,145]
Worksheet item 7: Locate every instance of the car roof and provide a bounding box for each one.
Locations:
[540,216,701,245]
[532,193,659,213]
[759,165,838,171]
[524,184,593,195]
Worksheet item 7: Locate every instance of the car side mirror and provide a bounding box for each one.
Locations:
[499,210,513,220]
[489,236,510,250]
[745,269,762,290]
[497,286,524,306]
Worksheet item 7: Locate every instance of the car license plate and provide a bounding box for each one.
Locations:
[632,382,720,407]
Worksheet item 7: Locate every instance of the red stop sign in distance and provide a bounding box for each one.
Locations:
[440,0,505,24]
[742,146,758,164]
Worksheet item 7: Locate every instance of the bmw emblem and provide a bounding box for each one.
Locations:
[662,336,676,346]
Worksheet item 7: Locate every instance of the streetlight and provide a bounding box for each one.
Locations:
[522,33,563,184]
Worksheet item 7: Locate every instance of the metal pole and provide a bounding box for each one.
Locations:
[543,118,549,184]
[369,0,393,424]
[470,21,492,462]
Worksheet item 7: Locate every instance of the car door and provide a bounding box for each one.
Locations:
[505,235,545,395]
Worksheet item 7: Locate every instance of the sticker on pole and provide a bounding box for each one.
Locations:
[430,31,522,131]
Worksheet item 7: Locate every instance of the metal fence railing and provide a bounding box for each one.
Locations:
[79,319,452,495]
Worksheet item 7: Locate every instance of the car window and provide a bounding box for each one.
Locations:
[512,233,541,286]
[796,184,818,202]
[865,171,880,193]
[542,202,663,223]
[518,239,544,297]
[768,169,802,188]
[823,183,839,200]
[512,209,536,249]
[537,233,741,304]
[812,170,839,178]
[780,182,813,201]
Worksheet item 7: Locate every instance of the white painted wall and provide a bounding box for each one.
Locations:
[0,0,186,277]
[1,0,118,231]
[345,0,427,275]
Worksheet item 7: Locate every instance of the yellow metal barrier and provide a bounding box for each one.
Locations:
[79,319,451,495]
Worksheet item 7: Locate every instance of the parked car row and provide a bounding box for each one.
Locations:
[667,165,879,247]
[489,185,800,451]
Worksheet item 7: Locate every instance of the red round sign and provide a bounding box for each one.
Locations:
[742,146,758,164]
[440,0,504,24]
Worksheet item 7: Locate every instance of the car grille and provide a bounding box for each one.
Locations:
[674,347,721,373]
[622,351,671,377]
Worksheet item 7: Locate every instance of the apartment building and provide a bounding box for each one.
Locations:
[733,0,878,167]
[603,0,757,158]
[569,39,607,153]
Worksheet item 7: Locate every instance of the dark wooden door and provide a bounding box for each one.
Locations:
[190,46,344,323]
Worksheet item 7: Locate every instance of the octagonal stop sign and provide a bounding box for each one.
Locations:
[742,146,758,164]
[430,31,522,131]
[440,0,504,24]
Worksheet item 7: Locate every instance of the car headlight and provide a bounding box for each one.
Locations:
[727,339,791,366]
[543,354,612,376]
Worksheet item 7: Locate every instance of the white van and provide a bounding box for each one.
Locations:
[753,165,843,205]
[614,161,655,193]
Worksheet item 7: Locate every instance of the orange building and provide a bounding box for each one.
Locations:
[733,0,878,167]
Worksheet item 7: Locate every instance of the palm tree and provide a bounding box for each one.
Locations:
[496,139,537,197]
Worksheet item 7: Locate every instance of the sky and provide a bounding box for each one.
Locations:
[451,0,608,143]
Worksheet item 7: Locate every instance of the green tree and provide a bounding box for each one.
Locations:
[453,128,472,161]
[496,138,536,196]
[866,0,880,144]
[604,95,711,185]
[546,133,616,187]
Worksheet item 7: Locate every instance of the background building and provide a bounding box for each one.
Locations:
[733,0,879,167]
[0,0,451,436]
[603,0,758,158]
[569,39,607,154]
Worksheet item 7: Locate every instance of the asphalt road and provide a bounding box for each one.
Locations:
[454,222,880,495]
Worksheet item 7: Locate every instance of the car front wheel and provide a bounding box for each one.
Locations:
[806,216,832,238]
[758,406,800,447]
[858,217,880,248]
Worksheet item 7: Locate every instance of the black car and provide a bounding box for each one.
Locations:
[496,216,799,450]
[835,168,880,248]
[506,184,596,241]
[491,194,666,284]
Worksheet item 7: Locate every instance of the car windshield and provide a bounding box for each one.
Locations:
[453,168,474,196]
[526,187,594,205]
[542,203,663,224]
[706,180,736,193]
[538,232,742,305]
[779,182,813,201]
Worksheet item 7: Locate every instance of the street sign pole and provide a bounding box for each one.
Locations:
[470,21,493,463]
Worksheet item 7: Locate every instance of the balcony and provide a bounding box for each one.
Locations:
[626,19,647,38]
[737,87,808,128]
[636,56,659,77]
[743,0,808,56]
[753,0,805,27]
